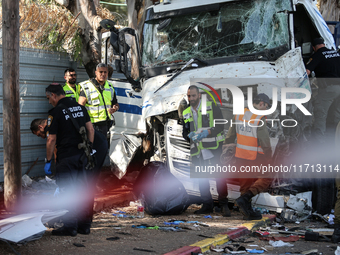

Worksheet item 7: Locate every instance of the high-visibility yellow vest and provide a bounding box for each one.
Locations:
[63,83,80,102]
[235,108,265,160]
[183,101,224,156]
[79,80,115,123]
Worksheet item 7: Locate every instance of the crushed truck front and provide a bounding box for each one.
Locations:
[108,0,336,210]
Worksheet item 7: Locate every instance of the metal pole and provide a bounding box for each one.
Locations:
[2,0,21,210]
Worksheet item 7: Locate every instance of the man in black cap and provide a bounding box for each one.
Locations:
[306,37,340,141]
[223,93,273,220]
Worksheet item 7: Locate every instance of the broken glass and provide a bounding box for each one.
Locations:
[142,0,292,67]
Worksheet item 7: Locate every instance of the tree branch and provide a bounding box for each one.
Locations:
[54,0,69,7]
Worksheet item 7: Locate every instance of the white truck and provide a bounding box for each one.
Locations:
[102,0,338,215]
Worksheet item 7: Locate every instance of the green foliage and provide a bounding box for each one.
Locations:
[69,29,83,62]
[25,0,84,62]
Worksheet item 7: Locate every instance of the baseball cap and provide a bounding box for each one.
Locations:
[254,93,271,107]
[312,37,324,46]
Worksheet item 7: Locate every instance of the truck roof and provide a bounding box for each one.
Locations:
[151,0,235,13]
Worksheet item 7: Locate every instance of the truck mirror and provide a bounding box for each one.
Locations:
[115,59,123,73]
[104,20,141,91]
[117,28,141,90]
[100,19,116,31]
[110,32,119,53]
[118,30,130,75]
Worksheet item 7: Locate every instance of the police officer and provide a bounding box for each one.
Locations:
[306,37,340,142]
[78,63,119,136]
[182,85,229,216]
[44,83,105,236]
[224,93,272,220]
[30,115,108,235]
[63,68,80,101]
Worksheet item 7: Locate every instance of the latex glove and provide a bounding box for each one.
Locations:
[187,131,196,140]
[192,129,209,143]
[44,161,52,175]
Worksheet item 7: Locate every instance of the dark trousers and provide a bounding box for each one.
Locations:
[56,154,90,230]
[194,147,227,206]
[93,122,109,138]
[198,177,229,206]
[314,85,340,142]
[79,130,109,228]
[56,132,108,230]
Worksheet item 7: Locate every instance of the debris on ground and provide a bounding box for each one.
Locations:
[301,249,318,255]
[247,249,264,254]
[22,174,33,187]
[106,237,120,241]
[335,246,340,255]
[21,175,58,198]
[73,243,85,247]
[269,240,294,247]
[260,235,300,242]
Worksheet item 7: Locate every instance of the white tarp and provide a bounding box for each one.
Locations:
[0,210,67,243]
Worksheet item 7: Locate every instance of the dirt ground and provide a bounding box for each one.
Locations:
[0,170,338,255]
[0,202,338,255]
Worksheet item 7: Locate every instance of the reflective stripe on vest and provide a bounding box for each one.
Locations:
[79,80,115,123]
[183,101,224,156]
[235,108,264,160]
[63,83,80,102]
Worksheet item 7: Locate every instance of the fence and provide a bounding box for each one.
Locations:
[0,47,88,182]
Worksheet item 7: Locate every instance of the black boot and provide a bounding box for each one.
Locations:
[235,191,262,220]
[221,204,231,217]
[219,198,231,217]
[332,224,340,243]
[52,226,77,237]
[194,203,214,214]
[78,226,91,235]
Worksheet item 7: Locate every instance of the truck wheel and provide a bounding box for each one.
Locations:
[312,178,336,215]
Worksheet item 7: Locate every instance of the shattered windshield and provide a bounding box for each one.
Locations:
[142,0,292,67]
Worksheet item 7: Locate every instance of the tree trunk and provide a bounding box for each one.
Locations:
[56,0,102,77]
[2,0,21,211]
[126,0,152,79]
[318,0,340,22]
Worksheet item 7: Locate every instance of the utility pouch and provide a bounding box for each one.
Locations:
[107,115,116,128]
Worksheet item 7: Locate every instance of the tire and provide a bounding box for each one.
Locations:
[312,178,336,215]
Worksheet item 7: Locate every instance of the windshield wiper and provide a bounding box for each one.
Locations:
[154,58,208,93]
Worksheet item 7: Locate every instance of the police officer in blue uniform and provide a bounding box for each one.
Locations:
[43,83,107,236]
[306,37,340,141]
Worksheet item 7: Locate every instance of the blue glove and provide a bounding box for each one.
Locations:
[187,131,196,139]
[44,161,52,175]
[192,129,209,143]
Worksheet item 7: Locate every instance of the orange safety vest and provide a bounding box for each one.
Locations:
[235,108,265,160]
